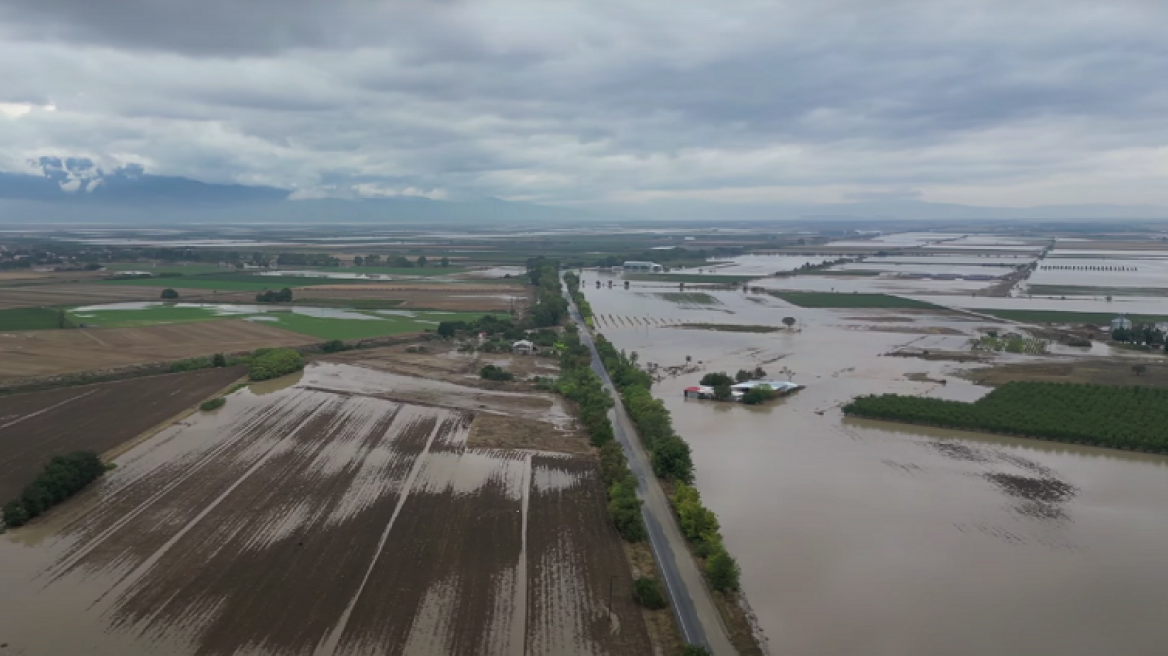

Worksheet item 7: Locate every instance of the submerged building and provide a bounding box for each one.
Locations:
[622,261,663,272]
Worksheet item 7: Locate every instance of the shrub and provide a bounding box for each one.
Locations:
[170,356,213,372]
[681,646,712,656]
[160,288,179,299]
[211,353,227,367]
[700,372,734,387]
[707,545,741,592]
[742,384,777,405]
[320,339,350,353]
[480,364,515,381]
[3,451,106,527]
[735,369,752,383]
[633,577,667,609]
[200,397,226,411]
[248,348,304,381]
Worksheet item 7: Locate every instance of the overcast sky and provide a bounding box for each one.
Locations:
[1,0,1166,209]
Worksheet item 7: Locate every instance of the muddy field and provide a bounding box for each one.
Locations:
[0,363,649,656]
[0,319,314,379]
[0,367,242,500]
[0,282,256,309]
[964,357,1168,389]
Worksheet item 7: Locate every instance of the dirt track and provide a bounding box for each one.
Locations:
[0,364,650,655]
[0,319,314,379]
[0,367,242,500]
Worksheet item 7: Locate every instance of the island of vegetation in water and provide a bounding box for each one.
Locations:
[767,291,942,309]
[843,381,1168,453]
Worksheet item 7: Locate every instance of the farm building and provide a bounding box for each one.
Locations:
[684,386,714,399]
[512,339,536,355]
[732,380,803,395]
[1111,316,1133,332]
[622,261,663,272]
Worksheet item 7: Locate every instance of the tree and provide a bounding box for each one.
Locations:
[685,355,692,364]
[1133,364,1147,376]
[480,364,514,381]
[712,383,732,401]
[161,288,179,300]
[366,254,381,266]
[652,436,694,482]
[681,646,712,656]
[707,546,741,591]
[440,256,450,268]
[211,353,227,367]
[742,385,777,405]
[700,372,734,387]
[780,366,795,381]
[633,577,667,609]
[735,369,752,383]
[353,256,364,266]
[417,255,428,268]
[782,316,796,330]
[752,366,767,379]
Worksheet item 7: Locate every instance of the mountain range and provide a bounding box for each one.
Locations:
[1,158,1165,224]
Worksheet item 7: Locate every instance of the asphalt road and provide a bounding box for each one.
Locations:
[566,292,737,655]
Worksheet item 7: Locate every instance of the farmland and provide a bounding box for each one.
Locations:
[0,307,71,331]
[624,273,757,284]
[65,303,494,340]
[0,320,314,380]
[0,367,242,500]
[0,362,652,655]
[102,273,365,290]
[767,291,943,309]
[843,381,1168,453]
[969,308,1168,325]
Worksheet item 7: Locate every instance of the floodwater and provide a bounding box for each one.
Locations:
[583,284,1168,656]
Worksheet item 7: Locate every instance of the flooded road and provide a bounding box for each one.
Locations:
[584,280,1168,656]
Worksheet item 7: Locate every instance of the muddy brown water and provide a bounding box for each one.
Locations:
[583,283,1168,656]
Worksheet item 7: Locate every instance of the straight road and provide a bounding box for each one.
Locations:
[565,291,737,655]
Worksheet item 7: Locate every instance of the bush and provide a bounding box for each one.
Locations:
[200,397,226,411]
[700,372,734,387]
[707,545,741,592]
[735,369,752,383]
[248,348,304,381]
[480,364,515,381]
[160,288,179,299]
[170,356,213,372]
[211,353,227,367]
[256,288,293,303]
[633,577,667,609]
[320,339,351,353]
[742,384,777,405]
[3,451,106,527]
[681,646,712,656]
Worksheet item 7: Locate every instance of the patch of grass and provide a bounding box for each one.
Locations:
[326,266,466,276]
[652,292,722,306]
[67,306,225,328]
[768,291,942,309]
[812,269,884,276]
[199,397,226,412]
[296,298,406,310]
[0,307,73,331]
[676,323,780,333]
[264,311,489,340]
[971,309,1168,325]
[102,274,364,291]
[625,273,758,284]
[1025,285,1168,298]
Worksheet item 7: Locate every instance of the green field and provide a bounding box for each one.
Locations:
[1025,285,1168,298]
[970,309,1168,325]
[676,323,780,333]
[326,266,466,276]
[625,273,758,284]
[104,263,229,276]
[768,292,942,309]
[653,292,723,306]
[67,304,491,340]
[844,381,1168,453]
[102,274,365,291]
[0,307,72,331]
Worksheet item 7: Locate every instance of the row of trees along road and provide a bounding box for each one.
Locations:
[590,333,743,593]
[353,254,450,268]
[844,381,1168,453]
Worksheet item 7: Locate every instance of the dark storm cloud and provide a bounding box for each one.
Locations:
[1,0,1167,207]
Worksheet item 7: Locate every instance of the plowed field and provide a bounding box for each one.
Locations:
[0,363,650,656]
[0,367,243,499]
[0,319,314,380]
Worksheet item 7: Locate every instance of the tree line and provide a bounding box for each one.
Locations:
[843,381,1168,453]
[3,451,107,527]
[586,333,743,593]
[526,257,569,327]
[555,327,648,543]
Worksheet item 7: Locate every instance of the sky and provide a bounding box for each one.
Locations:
[1,0,1166,210]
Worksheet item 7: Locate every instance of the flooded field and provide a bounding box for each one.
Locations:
[583,284,1168,656]
[0,363,649,656]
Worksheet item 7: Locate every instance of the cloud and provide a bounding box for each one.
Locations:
[0,0,1166,209]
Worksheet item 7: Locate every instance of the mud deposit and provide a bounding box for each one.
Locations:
[0,363,649,656]
[582,281,1168,656]
[0,367,243,499]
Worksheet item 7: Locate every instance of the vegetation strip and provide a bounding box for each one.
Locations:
[843,381,1168,453]
[767,291,942,309]
[3,451,107,527]
[969,308,1168,325]
[677,323,780,333]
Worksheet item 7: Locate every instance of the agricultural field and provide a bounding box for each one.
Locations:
[970,334,1049,354]
[299,283,529,312]
[0,362,652,656]
[103,263,230,275]
[767,291,943,309]
[649,292,723,308]
[844,381,1168,453]
[0,367,242,499]
[102,273,366,291]
[0,282,225,310]
[0,307,71,331]
[969,308,1168,325]
[623,273,757,284]
[65,302,495,340]
[0,320,314,380]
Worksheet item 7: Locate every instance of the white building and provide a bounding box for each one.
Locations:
[1111,316,1133,332]
[622,261,663,272]
[512,339,536,355]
